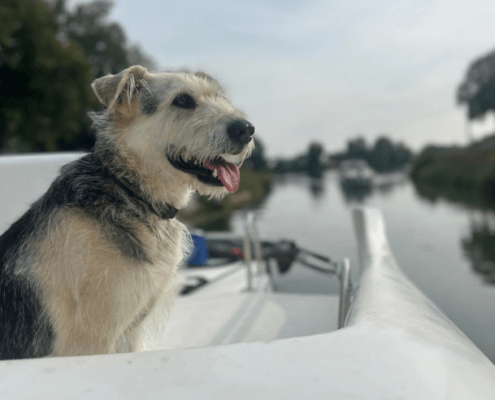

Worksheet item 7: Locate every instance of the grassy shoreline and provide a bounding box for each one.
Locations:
[410,144,495,209]
[178,169,272,230]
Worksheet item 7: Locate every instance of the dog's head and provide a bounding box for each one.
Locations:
[91,65,255,202]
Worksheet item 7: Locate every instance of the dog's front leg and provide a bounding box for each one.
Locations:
[35,211,141,356]
[46,284,122,356]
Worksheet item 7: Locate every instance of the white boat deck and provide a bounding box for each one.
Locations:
[161,265,339,349]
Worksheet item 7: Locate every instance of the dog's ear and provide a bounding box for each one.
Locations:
[91,65,149,110]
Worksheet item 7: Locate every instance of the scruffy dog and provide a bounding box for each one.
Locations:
[0,66,254,359]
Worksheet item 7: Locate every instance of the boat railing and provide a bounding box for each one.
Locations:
[243,212,269,291]
[243,212,352,329]
[338,258,352,328]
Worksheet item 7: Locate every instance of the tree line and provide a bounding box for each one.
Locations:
[274,137,413,176]
[0,0,155,153]
[458,48,495,121]
[0,0,273,172]
[334,136,412,173]
[409,46,495,208]
[274,142,325,176]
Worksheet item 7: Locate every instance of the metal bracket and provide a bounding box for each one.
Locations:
[243,212,352,328]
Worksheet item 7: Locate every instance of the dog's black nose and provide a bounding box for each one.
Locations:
[227,119,255,145]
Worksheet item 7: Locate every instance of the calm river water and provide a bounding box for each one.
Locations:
[225,171,495,362]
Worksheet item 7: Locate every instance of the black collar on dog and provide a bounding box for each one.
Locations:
[97,158,179,220]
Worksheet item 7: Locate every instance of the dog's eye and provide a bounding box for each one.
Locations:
[172,93,196,109]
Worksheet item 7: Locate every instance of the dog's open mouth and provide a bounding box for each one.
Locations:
[168,155,241,193]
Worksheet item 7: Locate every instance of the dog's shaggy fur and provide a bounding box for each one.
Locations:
[0,66,254,359]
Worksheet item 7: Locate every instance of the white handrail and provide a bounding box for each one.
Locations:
[338,258,352,329]
[244,212,267,290]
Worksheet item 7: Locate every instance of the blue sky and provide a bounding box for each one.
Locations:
[80,0,495,157]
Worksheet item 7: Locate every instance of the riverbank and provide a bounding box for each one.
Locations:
[177,168,272,230]
[410,138,495,209]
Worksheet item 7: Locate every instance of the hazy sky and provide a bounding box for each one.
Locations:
[96,0,495,157]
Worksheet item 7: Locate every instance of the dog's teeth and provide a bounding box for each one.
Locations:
[212,169,218,178]
[221,153,242,164]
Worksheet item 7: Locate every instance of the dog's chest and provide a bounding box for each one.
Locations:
[117,218,187,311]
[35,212,187,307]
[144,217,186,267]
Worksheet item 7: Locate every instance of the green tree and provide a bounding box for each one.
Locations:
[307,142,324,177]
[370,137,395,172]
[394,142,413,168]
[0,0,94,152]
[458,49,495,120]
[49,0,157,152]
[51,0,156,78]
[339,136,412,172]
[347,137,368,162]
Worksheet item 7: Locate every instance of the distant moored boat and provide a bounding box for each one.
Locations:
[338,159,374,187]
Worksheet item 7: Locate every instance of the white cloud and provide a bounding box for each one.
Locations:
[101,0,495,157]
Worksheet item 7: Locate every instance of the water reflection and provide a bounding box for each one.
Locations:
[374,173,408,196]
[339,182,372,203]
[338,172,408,204]
[462,212,495,284]
[272,171,408,204]
[412,176,495,211]
[272,172,327,201]
[309,177,325,200]
[193,171,410,231]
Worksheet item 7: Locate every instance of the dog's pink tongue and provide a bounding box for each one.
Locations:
[205,161,240,193]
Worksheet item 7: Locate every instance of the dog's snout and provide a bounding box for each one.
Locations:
[227,119,255,145]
